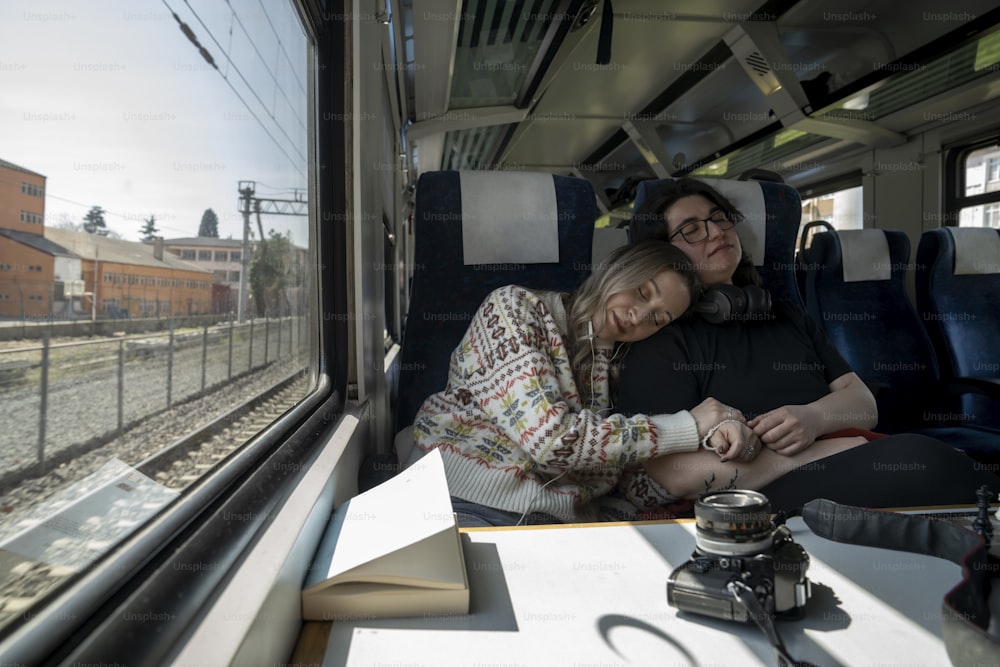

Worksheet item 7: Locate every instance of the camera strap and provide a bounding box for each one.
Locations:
[801,498,1000,667]
[727,580,817,667]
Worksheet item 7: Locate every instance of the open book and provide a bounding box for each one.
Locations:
[302,449,470,621]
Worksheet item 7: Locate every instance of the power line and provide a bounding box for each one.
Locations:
[178,0,307,159]
[43,193,192,236]
[227,0,308,129]
[252,0,309,97]
[253,181,306,195]
[158,0,307,178]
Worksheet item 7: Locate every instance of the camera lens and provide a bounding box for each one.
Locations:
[694,490,773,556]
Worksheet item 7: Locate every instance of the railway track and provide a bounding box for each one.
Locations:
[136,372,307,490]
[0,365,311,636]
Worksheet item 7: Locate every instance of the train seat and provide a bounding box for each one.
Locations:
[629,177,805,307]
[799,228,1000,462]
[916,227,1000,432]
[393,170,597,462]
[591,226,629,267]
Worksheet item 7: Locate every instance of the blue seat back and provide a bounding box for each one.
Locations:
[395,170,596,433]
[800,229,944,432]
[631,178,804,306]
[916,227,1000,430]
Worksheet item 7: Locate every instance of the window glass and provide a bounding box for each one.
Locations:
[0,0,315,638]
[797,185,863,249]
[958,143,1000,228]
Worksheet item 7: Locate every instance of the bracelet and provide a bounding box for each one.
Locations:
[701,419,742,451]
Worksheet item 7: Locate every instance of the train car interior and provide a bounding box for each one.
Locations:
[2,0,1000,665]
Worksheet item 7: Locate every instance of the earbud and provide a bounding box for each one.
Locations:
[587,321,595,339]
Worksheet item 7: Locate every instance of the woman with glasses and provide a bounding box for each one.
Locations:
[617,177,1000,510]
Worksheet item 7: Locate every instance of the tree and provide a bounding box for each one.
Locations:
[140,215,159,242]
[250,229,297,316]
[82,206,109,236]
[199,208,219,237]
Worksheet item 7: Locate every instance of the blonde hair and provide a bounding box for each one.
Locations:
[563,240,699,405]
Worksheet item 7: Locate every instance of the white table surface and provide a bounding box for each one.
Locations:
[319,516,978,667]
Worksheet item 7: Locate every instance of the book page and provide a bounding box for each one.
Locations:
[322,448,455,582]
[327,524,466,588]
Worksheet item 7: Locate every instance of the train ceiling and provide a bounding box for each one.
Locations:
[391,0,1000,209]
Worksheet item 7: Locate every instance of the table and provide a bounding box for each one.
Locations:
[292,514,989,667]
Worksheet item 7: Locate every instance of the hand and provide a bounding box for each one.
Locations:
[706,421,762,463]
[689,397,745,440]
[748,405,820,455]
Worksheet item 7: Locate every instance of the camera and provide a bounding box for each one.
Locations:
[667,490,811,622]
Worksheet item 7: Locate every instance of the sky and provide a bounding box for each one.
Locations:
[0,0,309,244]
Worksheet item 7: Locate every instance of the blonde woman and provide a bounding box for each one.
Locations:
[412,240,748,526]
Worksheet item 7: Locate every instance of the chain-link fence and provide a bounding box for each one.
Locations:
[0,315,307,483]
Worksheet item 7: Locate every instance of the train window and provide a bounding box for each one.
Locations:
[796,174,864,250]
[956,142,1000,227]
[801,186,863,230]
[0,0,316,641]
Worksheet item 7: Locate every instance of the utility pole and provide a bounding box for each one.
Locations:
[235,181,307,323]
[237,181,255,323]
[92,247,99,323]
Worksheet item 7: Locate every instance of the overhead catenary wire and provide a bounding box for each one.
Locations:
[0,176,186,236]
[253,0,308,98]
[228,0,309,114]
[179,0,308,148]
[43,192,192,237]
[158,0,307,179]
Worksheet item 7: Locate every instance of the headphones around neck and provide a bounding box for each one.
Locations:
[694,284,772,325]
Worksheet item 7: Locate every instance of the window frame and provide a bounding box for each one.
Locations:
[985,202,1000,227]
[945,135,1000,226]
[988,156,1000,183]
[0,0,349,663]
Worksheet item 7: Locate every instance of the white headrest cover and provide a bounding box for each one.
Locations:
[839,229,892,282]
[701,178,766,264]
[945,227,1000,275]
[459,171,560,265]
[591,227,629,269]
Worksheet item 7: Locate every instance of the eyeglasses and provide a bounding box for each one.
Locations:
[668,212,737,244]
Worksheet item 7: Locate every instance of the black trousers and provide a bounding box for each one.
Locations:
[758,434,1000,512]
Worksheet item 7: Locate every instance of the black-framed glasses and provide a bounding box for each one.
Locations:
[668,212,737,243]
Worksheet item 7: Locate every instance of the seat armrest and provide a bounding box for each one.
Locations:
[865,380,891,399]
[940,377,1000,401]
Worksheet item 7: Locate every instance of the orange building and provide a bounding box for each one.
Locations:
[0,159,56,319]
[0,158,213,320]
[0,158,46,237]
[45,230,213,319]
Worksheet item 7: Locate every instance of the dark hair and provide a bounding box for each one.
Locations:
[630,178,763,287]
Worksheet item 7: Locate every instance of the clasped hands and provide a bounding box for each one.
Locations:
[690,398,820,462]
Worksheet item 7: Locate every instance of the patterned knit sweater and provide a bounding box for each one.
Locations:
[412,285,700,523]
